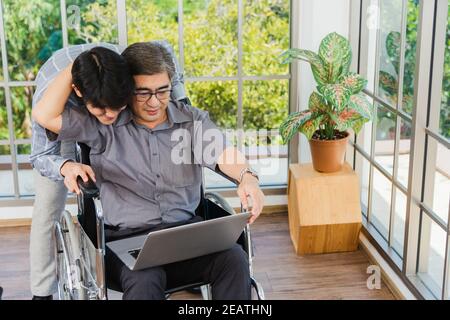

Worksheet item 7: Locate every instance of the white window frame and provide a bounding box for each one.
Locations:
[349,0,449,299]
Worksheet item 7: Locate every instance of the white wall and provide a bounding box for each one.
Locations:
[292,0,351,163]
[0,204,78,220]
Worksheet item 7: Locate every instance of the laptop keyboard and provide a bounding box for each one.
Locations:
[128,249,141,259]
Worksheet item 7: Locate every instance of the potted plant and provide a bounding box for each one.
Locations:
[279,32,375,173]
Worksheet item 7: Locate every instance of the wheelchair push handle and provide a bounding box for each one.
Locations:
[76,176,100,198]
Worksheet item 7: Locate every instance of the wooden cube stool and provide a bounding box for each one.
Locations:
[287,163,362,254]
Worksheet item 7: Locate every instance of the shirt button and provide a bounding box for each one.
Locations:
[152,152,157,156]
[156,174,160,178]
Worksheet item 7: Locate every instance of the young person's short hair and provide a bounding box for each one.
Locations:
[121,42,176,80]
[71,46,134,110]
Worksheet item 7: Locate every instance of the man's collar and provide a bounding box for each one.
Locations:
[166,101,191,125]
[114,108,133,127]
[114,101,191,128]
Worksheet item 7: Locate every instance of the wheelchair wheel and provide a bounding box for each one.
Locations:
[55,210,86,300]
[204,191,236,215]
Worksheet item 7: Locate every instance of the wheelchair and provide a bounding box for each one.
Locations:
[54,143,265,300]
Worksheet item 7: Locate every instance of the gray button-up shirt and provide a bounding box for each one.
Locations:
[57,101,229,229]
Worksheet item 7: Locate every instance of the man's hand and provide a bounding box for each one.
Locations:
[237,175,265,224]
[60,161,96,195]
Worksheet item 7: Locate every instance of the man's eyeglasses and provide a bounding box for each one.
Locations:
[134,89,172,103]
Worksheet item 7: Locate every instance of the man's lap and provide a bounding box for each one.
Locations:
[106,243,248,292]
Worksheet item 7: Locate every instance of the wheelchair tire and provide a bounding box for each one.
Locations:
[204,192,236,215]
[55,211,86,300]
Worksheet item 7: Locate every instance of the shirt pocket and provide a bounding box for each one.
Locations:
[165,138,197,187]
[166,163,197,187]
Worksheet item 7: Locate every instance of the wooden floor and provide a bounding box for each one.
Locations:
[0,213,395,300]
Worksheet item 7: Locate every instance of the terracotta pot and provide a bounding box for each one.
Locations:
[308,131,349,173]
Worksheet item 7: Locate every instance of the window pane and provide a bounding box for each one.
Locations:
[0,89,8,141]
[376,0,402,108]
[243,80,288,131]
[370,168,392,240]
[401,0,418,115]
[0,146,14,197]
[0,44,3,81]
[361,0,379,93]
[186,81,238,189]
[417,214,447,299]
[184,0,237,77]
[397,118,411,188]
[67,0,118,44]
[17,144,31,155]
[374,0,417,115]
[392,188,407,259]
[127,0,178,51]
[0,144,10,155]
[186,81,237,129]
[11,87,33,140]
[356,152,371,217]
[17,144,34,196]
[243,80,288,186]
[357,95,374,155]
[375,104,395,175]
[3,0,62,81]
[243,0,290,75]
[439,4,450,139]
[424,139,450,225]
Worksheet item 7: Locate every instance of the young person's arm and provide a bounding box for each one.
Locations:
[31,63,73,133]
[31,48,96,192]
[32,61,102,194]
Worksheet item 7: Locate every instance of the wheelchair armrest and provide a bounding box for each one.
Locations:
[77,176,100,198]
[211,165,239,186]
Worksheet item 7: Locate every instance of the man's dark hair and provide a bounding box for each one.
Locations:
[71,46,134,110]
[121,42,176,80]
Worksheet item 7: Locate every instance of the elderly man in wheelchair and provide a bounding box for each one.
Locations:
[32,41,265,300]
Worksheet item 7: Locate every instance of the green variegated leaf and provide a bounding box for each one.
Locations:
[347,93,373,120]
[309,59,329,86]
[308,91,328,113]
[339,72,368,94]
[379,70,398,96]
[318,32,352,83]
[350,117,368,135]
[279,110,312,143]
[340,37,352,77]
[299,114,323,140]
[334,110,368,134]
[279,48,316,64]
[318,84,352,112]
[326,110,339,124]
[334,109,358,131]
[386,31,401,74]
[280,48,328,85]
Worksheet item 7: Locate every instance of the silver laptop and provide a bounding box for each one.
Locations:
[106,212,251,271]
